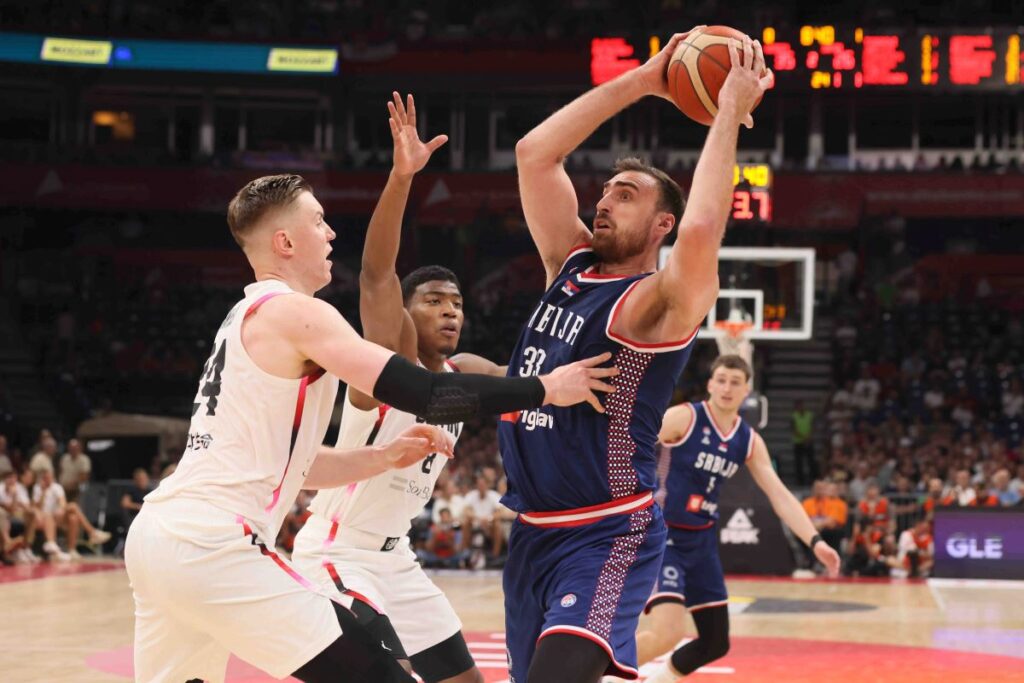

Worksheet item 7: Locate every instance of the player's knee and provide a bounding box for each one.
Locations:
[704,633,729,661]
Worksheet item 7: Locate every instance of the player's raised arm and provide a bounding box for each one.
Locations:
[279,295,619,422]
[746,433,841,577]
[515,30,702,286]
[350,92,449,409]
[650,37,774,335]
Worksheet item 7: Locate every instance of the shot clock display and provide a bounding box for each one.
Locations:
[592,27,1024,90]
[731,163,771,223]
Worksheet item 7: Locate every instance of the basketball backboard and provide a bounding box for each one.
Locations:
[658,246,815,341]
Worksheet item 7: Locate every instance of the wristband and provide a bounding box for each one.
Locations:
[809,533,824,550]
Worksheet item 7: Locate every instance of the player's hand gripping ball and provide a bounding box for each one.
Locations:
[667,25,770,126]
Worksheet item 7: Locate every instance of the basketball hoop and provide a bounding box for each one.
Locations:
[713,319,754,373]
[714,319,753,340]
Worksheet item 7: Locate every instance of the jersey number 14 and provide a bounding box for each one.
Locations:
[193,340,227,417]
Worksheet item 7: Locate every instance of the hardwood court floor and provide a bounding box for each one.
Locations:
[3,560,1023,682]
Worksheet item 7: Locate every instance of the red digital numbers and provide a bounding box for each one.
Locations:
[822,42,856,71]
[861,35,909,85]
[949,35,996,85]
[763,42,797,71]
[590,38,640,86]
[731,190,772,222]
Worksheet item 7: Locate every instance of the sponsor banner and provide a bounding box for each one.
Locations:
[933,508,1024,580]
[716,468,796,575]
[266,47,338,73]
[40,37,112,65]
[4,164,1024,226]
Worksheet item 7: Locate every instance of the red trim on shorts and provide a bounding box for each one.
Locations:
[644,591,687,614]
[518,492,653,528]
[665,519,715,530]
[236,515,320,594]
[537,625,639,680]
[605,280,701,352]
[321,520,382,613]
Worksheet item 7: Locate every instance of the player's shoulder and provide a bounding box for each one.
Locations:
[554,242,597,277]
[252,292,340,335]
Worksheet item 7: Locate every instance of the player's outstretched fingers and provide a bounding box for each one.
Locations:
[743,36,753,72]
[391,91,408,124]
[727,37,741,70]
[585,391,606,414]
[425,134,449,153]
[577,351,613,367]
[587,365,620,381]
[589,379,617,394]
[760,68,775,90]
[752,39,766,76]
[406,93,417,128]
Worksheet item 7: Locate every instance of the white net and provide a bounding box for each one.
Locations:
[714,307,755,386]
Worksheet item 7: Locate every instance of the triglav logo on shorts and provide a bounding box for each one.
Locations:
[560,593,577,608]
[720,508,759,544]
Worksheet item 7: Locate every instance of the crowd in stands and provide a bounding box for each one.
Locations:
[797,231,1024,578]
[0,430,114,565]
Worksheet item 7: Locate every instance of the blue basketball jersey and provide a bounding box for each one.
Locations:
[498,245,697,513]
[657,401,756,529]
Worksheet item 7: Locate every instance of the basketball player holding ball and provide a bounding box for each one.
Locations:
[500,28,773,683]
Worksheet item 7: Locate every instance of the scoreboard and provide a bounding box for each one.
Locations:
[592,27,1024,90]
[761,26,1024,90]
[730,163,771,223]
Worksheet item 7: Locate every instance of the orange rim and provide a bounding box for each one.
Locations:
[714,320,753,339]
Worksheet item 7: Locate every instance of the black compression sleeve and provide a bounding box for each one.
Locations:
[372,354,545,424]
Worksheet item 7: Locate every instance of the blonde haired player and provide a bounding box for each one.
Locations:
[124,173,618,683]
[292,93,501,683]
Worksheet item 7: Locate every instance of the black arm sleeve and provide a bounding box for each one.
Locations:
[372,354,545,424]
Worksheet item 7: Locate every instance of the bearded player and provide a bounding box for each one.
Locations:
[498,31,774,683]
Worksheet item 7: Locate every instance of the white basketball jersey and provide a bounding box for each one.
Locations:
[307,363,463,538]
[146,279,339,539]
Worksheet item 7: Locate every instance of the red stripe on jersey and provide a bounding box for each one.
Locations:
[244,292,285,319]
[605,280,700,351]
[265,372,317,513]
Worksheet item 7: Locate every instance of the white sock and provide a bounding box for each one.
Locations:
[644,661,684,683]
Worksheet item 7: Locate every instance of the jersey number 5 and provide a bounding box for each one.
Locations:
[193,340,227,417]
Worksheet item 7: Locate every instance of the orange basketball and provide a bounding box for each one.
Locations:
[667,25,764,126]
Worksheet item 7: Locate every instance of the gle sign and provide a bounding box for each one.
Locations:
[933,509,1023,580]
[945,534,1003,560]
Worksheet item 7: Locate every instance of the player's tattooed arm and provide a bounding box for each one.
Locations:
[353,92,449,410]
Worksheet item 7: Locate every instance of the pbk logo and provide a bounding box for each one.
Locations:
[560,593,577,608]
[686,494,705,513]
[720,509,760,545]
